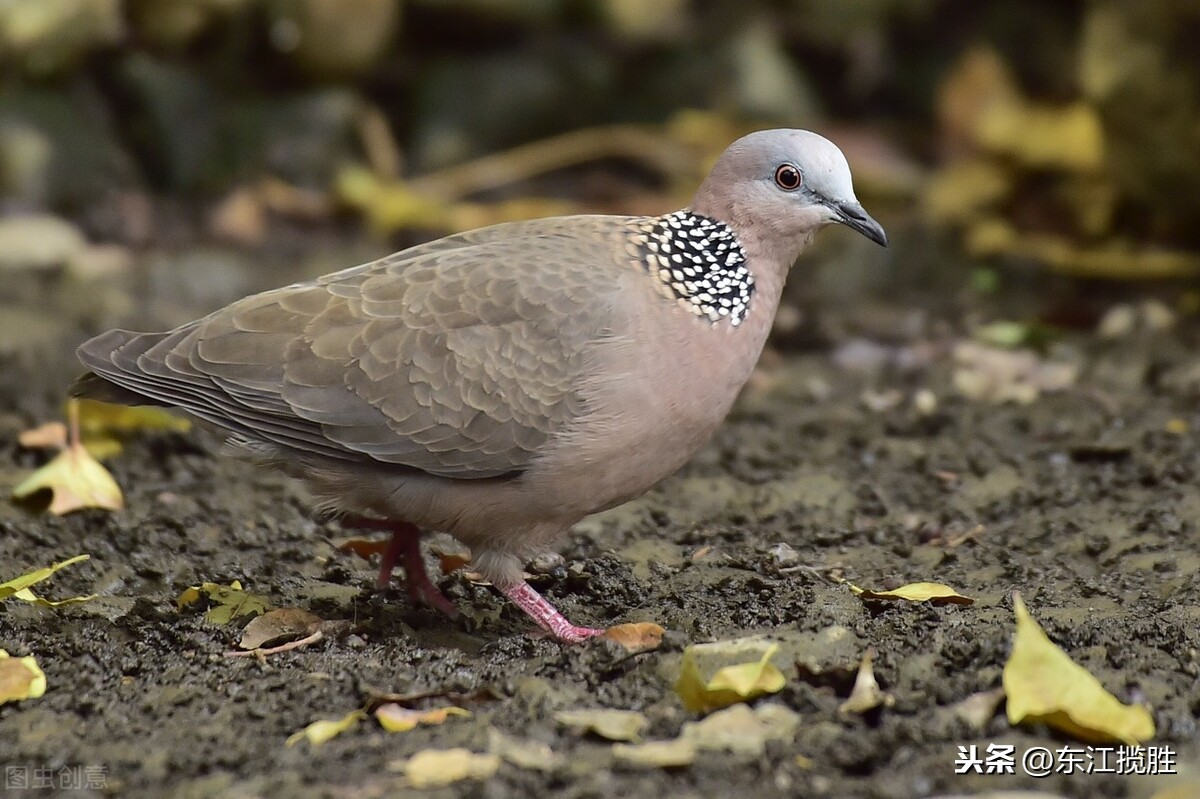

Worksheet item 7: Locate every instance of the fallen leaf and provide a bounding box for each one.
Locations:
[681,703,801,757]
[555,708,648,742]
[11,438,123,514]
[486,728,564,772]
[238,607,322,650]
[922,159,1012,224]
[393,748,501,788]
[0,650,47,704]
[838,649,894,715]
[948,687,1007,732]
[676,640,786,714]
[1150,785,1200,799]
[49,399,191,459]
[76,398,192,436]
[375,704,470,733]
[953,341,1078,404]
[337,538,389,560]
[976,99,1105,172]
[603,622,664,652]
[436,549,472,575]
[286,710,365,747]
[612,739,698,768]
[17,422,67,449]
[848,581,974,606]
[177,580,270,624]
[0,554,95,606]
[973,321,1050,350]
[1004,593,1155,744]
[1165,418,1189,436]
[967,224,1200,281]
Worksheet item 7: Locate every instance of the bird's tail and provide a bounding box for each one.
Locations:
[70,329,173,407]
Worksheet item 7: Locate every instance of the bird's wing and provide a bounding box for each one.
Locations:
[77,217,641,478]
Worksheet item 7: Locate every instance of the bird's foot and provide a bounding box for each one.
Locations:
[499,581,604,643]
[344,516,459,617]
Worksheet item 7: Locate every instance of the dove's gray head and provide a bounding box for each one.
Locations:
[691,129,887,259]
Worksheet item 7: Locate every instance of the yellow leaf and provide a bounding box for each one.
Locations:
[612,739,698,768]
[375,704,470,733]
[555,709,648,742]
[975,99,1105,172]
[11,441,123,515]
[335,167,452,234]
[1003,593,1155,745]
[395,748,500,788]
[922,159,1012,225]
[286,710,365,747]
[75,398,192,435]
[10,588,96,607]
[176,581,269,624]
[0,554,94,606]
[0,650,47,704]
[848,581,975,606]
[676,641,786,714]
[838,649,894,715]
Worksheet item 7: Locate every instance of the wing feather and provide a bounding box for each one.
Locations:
[75,216,637,478]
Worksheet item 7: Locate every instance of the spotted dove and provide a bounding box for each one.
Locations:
[73,129,886,642]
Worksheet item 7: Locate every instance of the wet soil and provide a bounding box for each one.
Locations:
[1,234,1198,799]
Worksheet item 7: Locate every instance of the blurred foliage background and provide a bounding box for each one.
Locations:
[1,0,1199,284]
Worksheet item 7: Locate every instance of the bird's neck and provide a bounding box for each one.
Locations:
[628,210,757,327]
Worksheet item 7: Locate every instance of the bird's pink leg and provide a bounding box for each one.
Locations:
[343,517,458,617]
[499,581,604,643]
[373,521,415,589]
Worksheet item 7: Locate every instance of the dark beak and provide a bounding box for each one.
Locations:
[834,201,888,247]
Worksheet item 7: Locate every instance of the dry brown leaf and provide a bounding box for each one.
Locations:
[17,422,67,449]
[336,538,389,560]
[435,549,472,575]
[238,607,322,650]
[602,622,664,653]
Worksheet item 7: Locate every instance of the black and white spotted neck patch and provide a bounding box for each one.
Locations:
[630,211,754,326]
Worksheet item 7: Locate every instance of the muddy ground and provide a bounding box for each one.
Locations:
[1,229,1199,799]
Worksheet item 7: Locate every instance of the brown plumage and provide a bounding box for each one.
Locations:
[74,129,886,641]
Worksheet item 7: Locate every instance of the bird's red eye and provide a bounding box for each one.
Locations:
[774,164,802,191]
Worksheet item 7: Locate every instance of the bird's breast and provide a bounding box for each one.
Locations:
[521,266,783,517]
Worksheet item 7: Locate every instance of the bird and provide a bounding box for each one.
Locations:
[73,129,887,643]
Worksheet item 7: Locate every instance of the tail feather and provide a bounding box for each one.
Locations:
[72,329,174,407]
